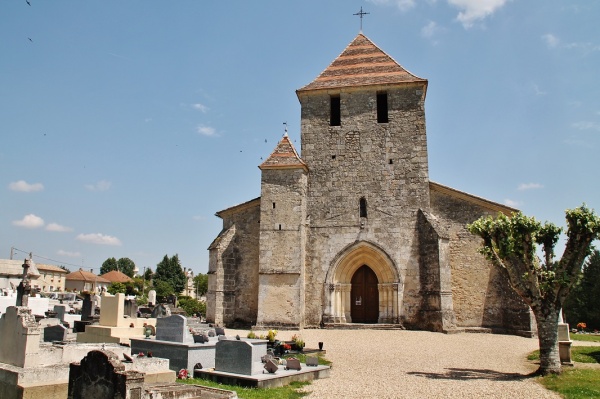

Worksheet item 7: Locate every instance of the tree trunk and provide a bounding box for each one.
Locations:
[534,306,562,375]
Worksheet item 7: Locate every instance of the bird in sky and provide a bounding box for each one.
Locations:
[28,37,33,42]
[26,0,31,5]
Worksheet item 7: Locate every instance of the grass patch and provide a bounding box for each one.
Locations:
[572,333,600,343]
[528,347,600,363]
[539,369,600,399]
[283,353,332,366]
[181,378,311,399]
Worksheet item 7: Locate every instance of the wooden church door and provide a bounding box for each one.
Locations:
[350,265,379,323]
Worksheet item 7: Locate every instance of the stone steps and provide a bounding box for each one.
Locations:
[322,323,405,330]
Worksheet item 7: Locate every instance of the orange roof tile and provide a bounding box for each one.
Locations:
[297,33,426,93]
[100,270,133,283]
[259,134,307,171]
[65,268,110,283]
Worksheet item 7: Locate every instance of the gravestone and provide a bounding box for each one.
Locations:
[306,356,319,367]
[208,330,216,337]
[54,304,68,322]
[264,359,278,374]
[0,306,41,368]
[147,290,156,307]
[155,315,192,343]
[285,357,301,371]
[124,299,138,318]
[44,324,68,342]
[68,350,144,399]
[80,294,93,321]
[99,293,127,327]
[151,303,171,318]
[214,339,264,375]
[215,327,225,336]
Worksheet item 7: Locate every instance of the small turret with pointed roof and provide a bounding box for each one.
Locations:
[259,131,307,171]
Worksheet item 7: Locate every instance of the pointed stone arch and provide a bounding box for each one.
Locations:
[323,241,402,324]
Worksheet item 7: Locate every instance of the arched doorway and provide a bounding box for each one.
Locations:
[351,265,379,323]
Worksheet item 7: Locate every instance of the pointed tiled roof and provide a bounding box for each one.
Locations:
[297,33,426,93]
[259,134,308,171]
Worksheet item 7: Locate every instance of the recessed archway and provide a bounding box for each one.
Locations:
[323,241,401,324]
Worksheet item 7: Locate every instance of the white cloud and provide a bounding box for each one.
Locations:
[448,0,510,28]
[192,103,209,113]
[531,83,546,96]
[85,180,111,192]
[504,199,522,208]
[9,180,44,192]
[13,214,45,229]
[46,223,73,232]
[368,0,416,12]
[421,21,441,39]
[518,183,543,191]
[572,121,600,131]
[57,250,81,258]
[76,233,122,246]
[542,33,560,48]
[197,125,217,137]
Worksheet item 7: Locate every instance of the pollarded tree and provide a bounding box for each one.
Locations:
[468,205,600,375]
[154,254,187,294]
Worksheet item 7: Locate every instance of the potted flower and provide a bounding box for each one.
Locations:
[291,334,305,352]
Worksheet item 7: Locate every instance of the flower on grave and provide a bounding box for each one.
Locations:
[577,322,587,331]
[282,343,292,351]
[291,334,305,348]
[177,369,189,379]
[267,329,278,342]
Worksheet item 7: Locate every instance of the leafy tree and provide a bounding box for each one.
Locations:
[153,280,174,301]
[468,205,600,375]
[144,267,153,281]
[154,254,186,294]
[100,257,136,277]
[59,265,71,274]
[117,257,136,278]
[564,250,600,330]
[193,273,208,297]
[107,282,126,295]
[177,295,206,317]
[101,257,118,275]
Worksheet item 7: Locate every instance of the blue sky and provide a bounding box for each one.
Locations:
[2,1,599,275]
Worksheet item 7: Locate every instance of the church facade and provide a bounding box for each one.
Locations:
[206,34,534,335]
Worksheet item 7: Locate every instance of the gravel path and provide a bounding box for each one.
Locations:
[230,329,561,399]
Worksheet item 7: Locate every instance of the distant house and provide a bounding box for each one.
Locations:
[65,268,110,293]
[0,258,40,295]
[100,270,133,284]
[35,264,69,292]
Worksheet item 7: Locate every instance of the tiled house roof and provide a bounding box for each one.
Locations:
[297,33,426,93]
[65,268,110,283]
[259,134,307,171]
[100,270,133,283]
[36,263,69,274]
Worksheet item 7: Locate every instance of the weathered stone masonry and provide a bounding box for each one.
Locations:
[207,33,533,335]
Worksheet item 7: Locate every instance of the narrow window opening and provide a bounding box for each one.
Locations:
[389,159,393,165]
[330,95,341,126]
[272,202,276,209]
[377,92,389,123]
[359,197,368,218]
[278,224,282,230]
[332,155,336,160]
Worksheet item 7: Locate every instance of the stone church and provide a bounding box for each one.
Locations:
[207,33,534,335]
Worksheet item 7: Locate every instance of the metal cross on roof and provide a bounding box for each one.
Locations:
[353,7,370,32]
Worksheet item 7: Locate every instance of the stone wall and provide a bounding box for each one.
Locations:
[256,167,307,328]
[298,84,430,327]
[207,200,260,326]
[429,185,533,334]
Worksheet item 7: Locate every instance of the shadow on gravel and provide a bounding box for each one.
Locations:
[407,368,532,381]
